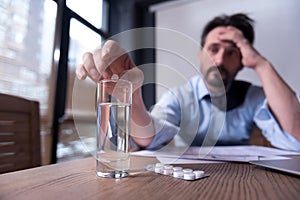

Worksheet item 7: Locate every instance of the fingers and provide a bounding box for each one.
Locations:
[101,40,126,61]
[91,40,130,78]
[76,47,112,82]
[76,52,100,81]
[82,52,101,82]
[76,64,88,80]
[76,40,139,84]
[218,26,248,48]
[217,26,263,69]
[92,48,112,79]
[101,40,133,74]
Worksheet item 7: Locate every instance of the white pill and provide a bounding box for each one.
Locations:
[155,163,164,167]
[173,170,184,178]
[163,169,173,175]
[163,165,173,170]
[193,170,205,178]
[154,166,163,173]
[111,74,119,80]
[173,166,183,172]
[183,172,196,180]
[182,168,193,173]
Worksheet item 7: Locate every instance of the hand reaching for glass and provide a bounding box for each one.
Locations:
[76,40,144,94]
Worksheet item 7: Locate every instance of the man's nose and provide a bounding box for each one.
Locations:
[214,50,225,66]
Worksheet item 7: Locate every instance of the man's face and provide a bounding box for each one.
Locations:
[199,27,243,94]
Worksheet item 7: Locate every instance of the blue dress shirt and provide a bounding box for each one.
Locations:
[147,75,300,151]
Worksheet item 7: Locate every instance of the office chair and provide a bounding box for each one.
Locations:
[250,128,272,147]
[0,93,41,173]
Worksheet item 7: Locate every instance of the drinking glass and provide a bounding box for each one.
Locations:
[96,79,132,178]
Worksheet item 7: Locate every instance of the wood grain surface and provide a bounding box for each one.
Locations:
[0,156,299,200]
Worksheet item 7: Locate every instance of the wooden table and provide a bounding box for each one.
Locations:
[0,156,299,200]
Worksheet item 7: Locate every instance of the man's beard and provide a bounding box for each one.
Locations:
[204,66,229,89]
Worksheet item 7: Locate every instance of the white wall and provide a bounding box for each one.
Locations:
[152,0,300,100]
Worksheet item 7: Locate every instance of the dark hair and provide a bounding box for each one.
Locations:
[201,13,255,47]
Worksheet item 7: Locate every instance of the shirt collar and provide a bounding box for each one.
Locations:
[197,77,210,100]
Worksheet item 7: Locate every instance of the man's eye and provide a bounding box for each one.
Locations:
[209,47,218,54]
[227,50,238,57]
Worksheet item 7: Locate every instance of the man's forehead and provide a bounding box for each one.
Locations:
[208,41,237,49]
[207,26,227,36]
[204,27,237,48]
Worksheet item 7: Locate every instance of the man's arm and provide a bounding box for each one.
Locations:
[76,40,155,147]
[254,60,300,139]
[219,26,300,140]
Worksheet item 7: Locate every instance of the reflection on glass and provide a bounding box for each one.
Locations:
[66,0,103,28]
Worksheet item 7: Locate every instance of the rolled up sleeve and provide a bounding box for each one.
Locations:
[254,95,300,152]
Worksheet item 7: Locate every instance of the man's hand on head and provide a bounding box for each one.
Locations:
[217,26,267,70]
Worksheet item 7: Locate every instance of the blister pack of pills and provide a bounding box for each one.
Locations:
[145,163,209,181]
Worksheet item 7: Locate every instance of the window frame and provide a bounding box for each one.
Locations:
[50,0,108,163]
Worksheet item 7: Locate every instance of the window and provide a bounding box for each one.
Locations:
[66,0,103,28]
[0,0,56,117]
[0,0,57,165]
[0,0,108,164]
[55,0,107,163]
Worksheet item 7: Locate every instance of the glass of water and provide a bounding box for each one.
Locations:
[96,79,132,178]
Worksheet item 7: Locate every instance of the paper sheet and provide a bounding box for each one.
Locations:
[131,145,300,163]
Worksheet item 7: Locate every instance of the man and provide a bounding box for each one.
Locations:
[76,13,300,151]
